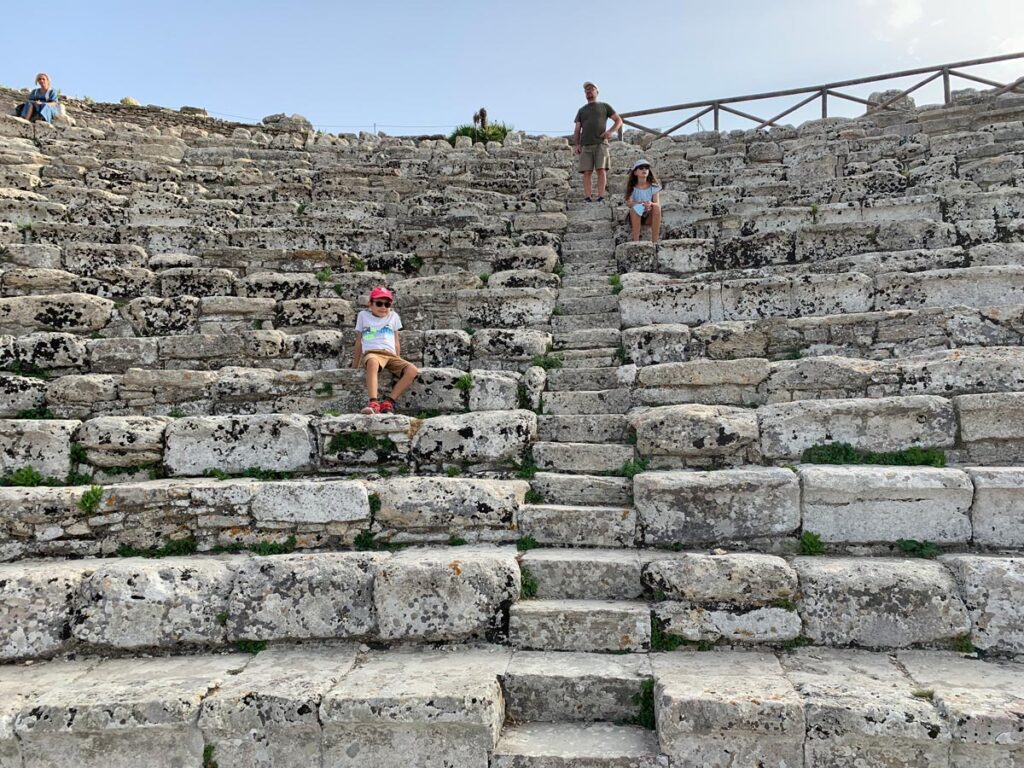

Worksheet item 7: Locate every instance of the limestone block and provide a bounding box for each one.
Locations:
[372,476,526,539]
[520,550,642,600]
[198,645,358,768]
[634,468,799,545]
[0,293,113,334]
[502,651,651,723]
[513,212,567,233]
[655,602,802,643]
[509,600,650,652]
[157,267,235,297]
[966,467,1024,547]
[63,243,148,275]
[236,271,319,301]
[876,265,1024,311]
[781,648,951,768]
[123,295,200,336]
[75,415,170,468]
[88,336,159,373]
[165,414,315,476]
[487,269,559,290]
[2,244,61,269]
[457,288,556,329]
[759,395,956,459]
[320,647,507,768]
[631,404,760,464]
[492,245,559,273]
[5,331,88,372]
[956,392,1024,463]
[249,479,369,524]
[620,324,692,366]
[644,553,797,607]
[373,548,519,641]
[411,410,535,469]
[653,652,805,767]
[766,355,881,402]
[73,556,236,648]
[900,650,1024,767]
[421,329,471,369]
[400,368,466,414]
[800,465,973,544]
[619,282,715,327]
[0,373,46,417]
[44,374,119,416]
[276,298,355,330]
[471,328,552,365]
[315,414,413,467]
[15,655,246,768]
[636,358,769,406]
[226,552,384,642]
[794,557,971,648]
[941,555,1024,654]
[0,560,93,660]
[0,418,78,479]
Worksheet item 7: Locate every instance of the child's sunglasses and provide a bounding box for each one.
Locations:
[373,300,392,308]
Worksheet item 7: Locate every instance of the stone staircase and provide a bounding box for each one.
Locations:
[0,84,1023,766]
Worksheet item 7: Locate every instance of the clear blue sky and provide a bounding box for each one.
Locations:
[4,0,1023,135]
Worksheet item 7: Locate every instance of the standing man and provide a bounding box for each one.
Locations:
[573,81,623,202]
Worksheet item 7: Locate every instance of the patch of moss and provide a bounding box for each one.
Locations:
[515,536,541,552]
[116,538,198,558]
[897,538,940,559]
[801,442,946,468]
[236,640,267,654]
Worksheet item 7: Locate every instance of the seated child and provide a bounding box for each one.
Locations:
[352,286,418,414]
[17,73,60,123]
[624,159,662,243]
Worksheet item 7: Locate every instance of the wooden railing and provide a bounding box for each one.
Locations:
[619,52,1024,138]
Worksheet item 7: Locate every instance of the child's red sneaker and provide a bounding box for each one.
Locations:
[379,398,396,414]
[360,399,382,414]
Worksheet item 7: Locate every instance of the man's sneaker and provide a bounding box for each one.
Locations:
[360,399,382,414]
[584,196,593,203]
[596,196,605,202]
[379,398,396,414]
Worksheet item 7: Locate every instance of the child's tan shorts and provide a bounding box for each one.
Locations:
[362,351,413,375]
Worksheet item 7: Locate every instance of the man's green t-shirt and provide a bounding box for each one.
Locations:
[575,102,616,145]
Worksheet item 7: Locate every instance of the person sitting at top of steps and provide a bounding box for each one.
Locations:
[573,81,622,203]
[624,159,662,243]
[16,73,60,123]
[352,286,419,414]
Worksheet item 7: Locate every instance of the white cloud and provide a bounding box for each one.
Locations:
[887,0,924,30]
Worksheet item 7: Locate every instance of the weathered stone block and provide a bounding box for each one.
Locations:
[249,479,369,524]
[794,557,971,648]
[644,553,798,607]
[800,465,973,544]
[0,418,78,479]
[226,553,383,642]
[634,468,800,545]
[373,548,519,641]
[457,288,556,329]
[620,324,692,366]
[636,358,769,406]
[940,555,1024,654]
[411,410,535,469]
[0,560,91,661]
[75,416,170,468]
[164,414,315,476]
[0,293,113,334]
[966,467,1024,547]
[956,392,1024,463]
[631,404,760,465]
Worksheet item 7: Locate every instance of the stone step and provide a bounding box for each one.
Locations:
[557,351,618,368]
[529,471,633,507]
[531,441,635,474]
[492,723,662,767]
[554,328,621,349]
[561,261,617,276]
[543,388,632,415]
[556,286,614,301]
[561,274,613,289]
[518,503,637,548]
[551,311,620,334]
[509,599,651,652]
[538,414,631,443]
[546,367,623,391]
[520,549,643,599]
[554,293,619,315]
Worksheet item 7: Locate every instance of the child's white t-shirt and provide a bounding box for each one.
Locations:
[355,309,402,354]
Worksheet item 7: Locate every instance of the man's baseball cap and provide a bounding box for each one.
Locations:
[369,286,394,301]
[583,81,597,89]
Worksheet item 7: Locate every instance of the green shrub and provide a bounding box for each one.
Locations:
[897,538,940,559]
[615,459,648,479]
[315,267,333,283]
[119,96,140,106]
[455,374,474,393]
[515,458,538,479]
[203,468,231,481]
[801,442,946,467]
[250,535,297,556]
[236,639,267,654]
[116,538,198,558]
[369,493,381,514]
[203,744,219,768]
[314,382,334,396]
[167,408,186,418]
[516,536,541,551]
[530,354,563,371]
[446,465,463,477]
[416,409,442,420]
[630,678,656,730]
[799,531,825,556]
[70,442,88,465]
[524,489,545,504]
[447,122,513,146]
[479,273,490,285]
[77,485,104,514]
[1,466,62,487]
[241,467,291,481]
[354,529,377,551]
[328,431,396,458]
[448,534,468,546]
[650,617,686,652]
[16,407,54,419]
[4,360,49,379]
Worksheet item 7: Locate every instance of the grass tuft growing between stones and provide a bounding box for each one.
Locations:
[519,566,538,599]
[771,598,798,612]
[650,617,686,652]
[249,536,297,556]
[454,374,474,393]
[15,407,54,419]
[801,442,946,467]
[215,612,229,627]
[608,274,623,295]
[524,489,545,504]
[327,431,396,458]
[70,442,88,465]
[514,457,538,479]
[630,678,656,730]
[1,466,64,487]
[799,531,826,556]
[951,634,976,654]
[368,493,381,515]
[530,354,563,371]
[448,534,468,546]
[516,536,541,552]
[779,635,813,652]
[236,640,267,655]
[203,744,219,768]
[416,409,442,420]
[911,688,935,700]
[116,538,198,558]
[897,539,940,559]
[77,485,104,514]
[613,459,648,479]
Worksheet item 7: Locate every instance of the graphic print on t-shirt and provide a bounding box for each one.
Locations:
[355,309,403,354]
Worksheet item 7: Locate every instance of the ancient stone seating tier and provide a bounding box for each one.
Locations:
[1,86,1024,766]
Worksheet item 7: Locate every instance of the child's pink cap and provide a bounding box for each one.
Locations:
[369,286,393,301]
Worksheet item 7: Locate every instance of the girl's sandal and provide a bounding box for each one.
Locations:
[360,399,382,414]
[379,398,396,414]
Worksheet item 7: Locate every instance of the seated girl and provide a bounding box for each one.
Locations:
[624,159,662,243]
[17,73,59,123]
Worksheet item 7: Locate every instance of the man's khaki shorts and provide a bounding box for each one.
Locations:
[578,142,610,172]
[362,351,413,375]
